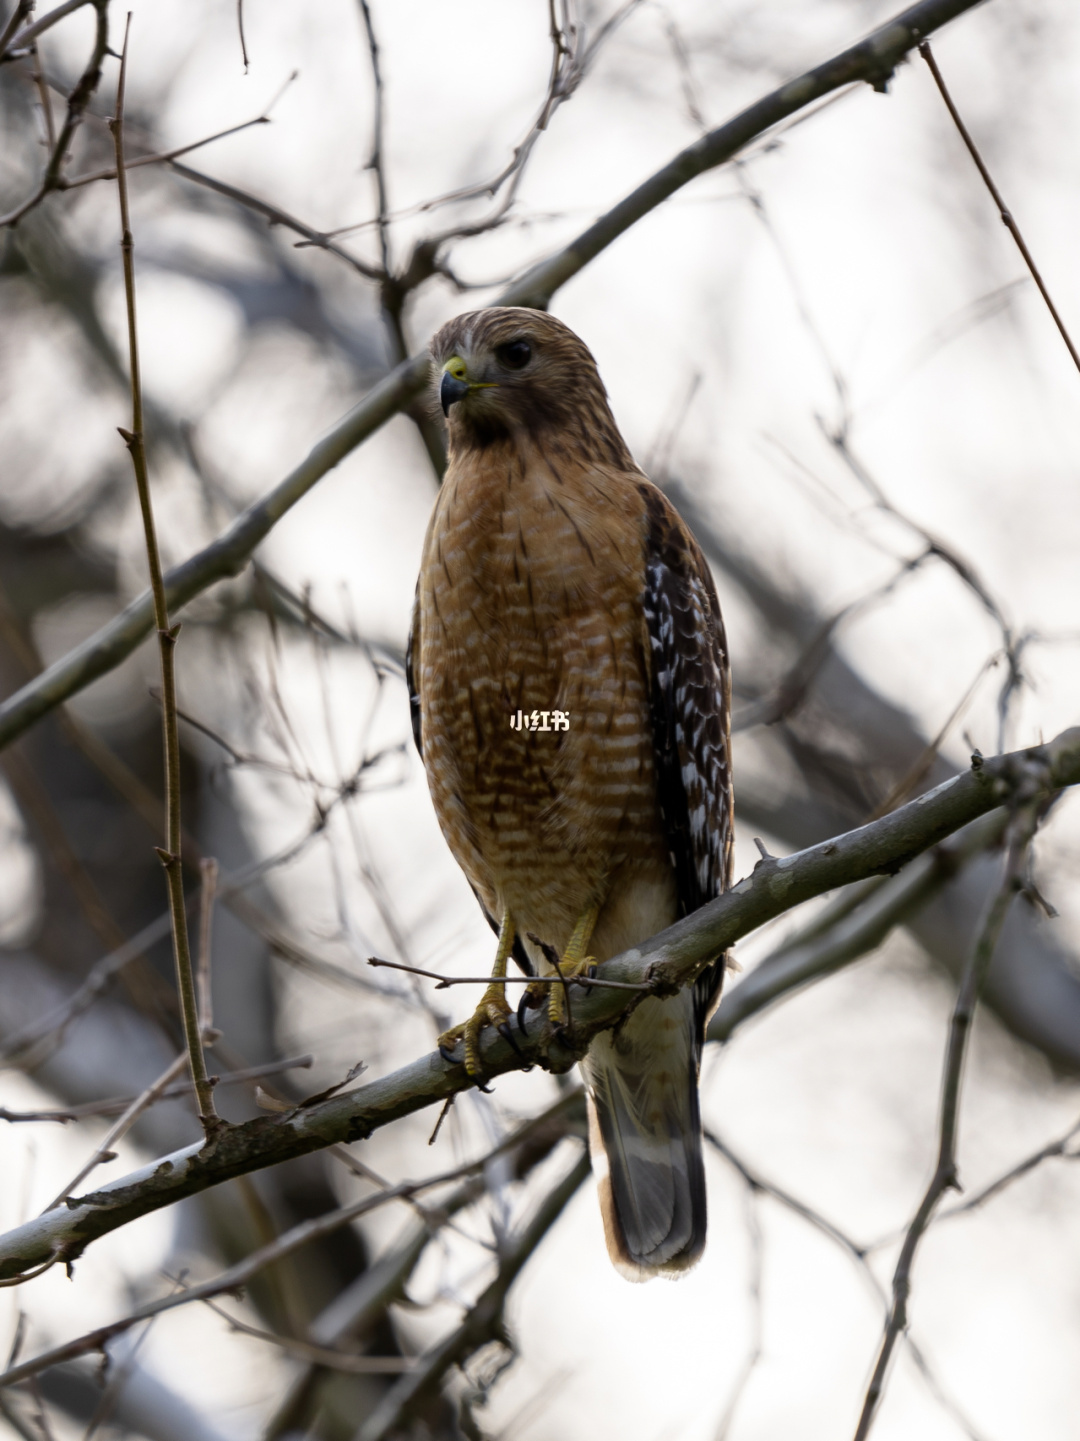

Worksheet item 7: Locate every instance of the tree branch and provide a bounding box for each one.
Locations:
[0,0,988,753]
[708,806,1006,1041]
[356,1150,591,1441]
[108,20,219,1135]
[0,727,1074,1287]
[0,0,108,228]
[852,796,1040,1440]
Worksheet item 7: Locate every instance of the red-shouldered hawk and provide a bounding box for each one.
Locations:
[406,308,733,1281]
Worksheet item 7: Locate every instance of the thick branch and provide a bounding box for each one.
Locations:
[0,727,1074,1285]
[708,807,1006,1041]
[0,0,987,752]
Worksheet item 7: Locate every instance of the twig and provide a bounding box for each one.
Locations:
[938,1118,1080,1220]
[357,0,390,275]
[167,159,383,280]
[428,1095,455,1146]
[0,912,174,1069]
[0,729,1074,1285]
[863,1112,1080,1252]
[0,0,108,227]
[82,1278,184,1440]
[0,0,989,753]
[0,1151,511,1386]
[864,652,1001,820]
[367,957,651,992]
[236,0,249,72]
[919,40,1080,378]
[29,42,57,152]
[708,808,1006,1042]
[731,553,931,733]
[0,1251,65,1290]
[0,748,167,1021]
[263,1091,584,1438]
[0,1055,314,1123]
[41,1051,190,1213]
[0,1391,39,1441]
[356,1150,591,1441]
[0,0,34,57]
[852,793,1042,1440]
[707,1131,991,1441]
[201,1294,414,1371]
[62,113,273,189]
[2,0,90,54]
[108,17,219,1136]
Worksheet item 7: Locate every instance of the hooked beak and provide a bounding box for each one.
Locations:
[440,369,470,417]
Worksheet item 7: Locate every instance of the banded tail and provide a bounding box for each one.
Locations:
[582,988,706,1281]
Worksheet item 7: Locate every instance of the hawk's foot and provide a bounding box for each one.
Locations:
[546,951,597,1035]
[439,913,522,1079]
[438,983,521,1078]
[540,903,601,1043]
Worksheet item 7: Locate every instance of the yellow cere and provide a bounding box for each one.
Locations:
[443,355,497,390]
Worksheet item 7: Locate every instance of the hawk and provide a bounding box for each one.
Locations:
[406,308,734,1280]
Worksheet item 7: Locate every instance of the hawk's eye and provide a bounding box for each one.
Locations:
[496,339,532,370]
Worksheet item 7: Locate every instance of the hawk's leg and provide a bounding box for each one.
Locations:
[437,911,517,1077]
[547,903,599,1034]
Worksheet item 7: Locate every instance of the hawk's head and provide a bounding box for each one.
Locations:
[429,307,632,466]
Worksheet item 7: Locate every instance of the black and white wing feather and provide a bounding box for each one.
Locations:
[640,483,734,1039]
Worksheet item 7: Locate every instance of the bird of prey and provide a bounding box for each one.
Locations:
[406,307,733,1280]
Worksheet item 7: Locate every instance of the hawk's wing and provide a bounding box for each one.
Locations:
[640,483,734,1038]
[405,587,423,759]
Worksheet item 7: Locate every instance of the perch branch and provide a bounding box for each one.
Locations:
[0,727,1074,1288]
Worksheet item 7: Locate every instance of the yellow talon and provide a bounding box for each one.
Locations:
[437,912,515,1077]
[547,904,599,1032]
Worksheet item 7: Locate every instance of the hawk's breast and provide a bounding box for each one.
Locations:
[417,442,672,953]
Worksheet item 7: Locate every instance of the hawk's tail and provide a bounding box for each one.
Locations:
[582,988,706,1282]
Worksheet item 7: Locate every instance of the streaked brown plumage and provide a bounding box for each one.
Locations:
[407,307,733,1280]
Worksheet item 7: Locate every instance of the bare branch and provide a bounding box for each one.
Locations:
[0,728,1075,1286]
[0,1155,512,1385]
[707,807,1008,1043]
[61,113,273,189]
[167,159,384,281]
[40,1052,189,1213]
[357,0,390,275]
[853,795,1042,1440]
[707,1132,991,1441]
[356,1150,591,1441]
[0,0,34,57]
[919,39,1080,378]
[0,0,109,228]
[236,0,249,72]
[108,18,219,1135]
[1,0,87,56]
[0,1056,314,1123]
